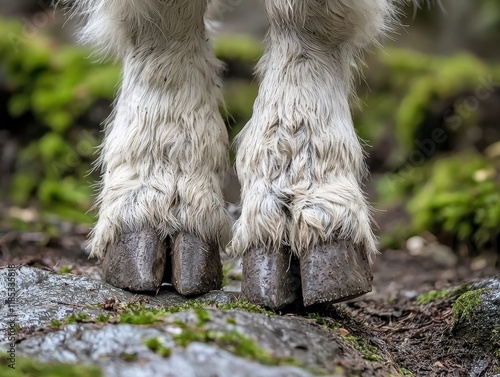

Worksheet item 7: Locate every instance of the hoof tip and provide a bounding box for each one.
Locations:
[300,240,372,307]
[102,228,166,292]
[171,232,223,296]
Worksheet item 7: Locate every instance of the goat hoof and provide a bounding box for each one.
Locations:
[300,240,372,307]
[241,247,301,310]
[170,231,222,296]
[102,228,167,292]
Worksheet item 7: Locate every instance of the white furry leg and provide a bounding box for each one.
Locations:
[232,0,392,261]
[74,0,230,259]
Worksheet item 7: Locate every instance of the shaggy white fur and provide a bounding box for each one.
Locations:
[69,0,416,262]
[230,0,393,259]
[72,0,231,258]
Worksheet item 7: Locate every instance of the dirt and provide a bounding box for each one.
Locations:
[1,222,499,376]
[343,250,499,376]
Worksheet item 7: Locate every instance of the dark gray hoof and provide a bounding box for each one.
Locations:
[241,247,301,310]
[102,229,167,292]
[300,240,372,307]
[171,232,222,296]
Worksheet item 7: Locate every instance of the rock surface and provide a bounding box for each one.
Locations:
[0,266,236,331]
[2,266,500,377]
[15,310,341,377]
[0,266,343,377]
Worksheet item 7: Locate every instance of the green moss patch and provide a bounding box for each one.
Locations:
[0,354,102,377]
[453,288,489,324]
[341,335,383,363]
[416,288,453,305]
[492,326,500,361]
[398,367,414,376]
[217,300,274,316]
[119,352,138,362]
[416,284,472,305]
[143,337,172,358]
[65,313,90,324]
[307,313,342,330]
[172,322,302,368]
[57,265,73,274]
[51,299,272,330]
[117,300,272,325]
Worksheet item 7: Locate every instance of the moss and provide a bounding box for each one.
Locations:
[120,353,138,362]
[226,317,237,325]
[195,309,211,327]
[172,324,302,368]
[0,19,118,225]
[398,368,414,376]
[374,49,494,151]
[65,312,90,324]
[409,154,500,250]
[96,314,110,323]
[167,301,212,313]
[118,306,169,325]
[217,331,302,367]
[341,335,383,363]
[49,299,269,327]
[0,354,102,377]
[416,284,472,305]
[415,288,453,305]
[492,326,500,361]
[143,337,172,358]
[58,265,73,274]
[379,152,500,252]
[117,299,272,325]
[118,300,211,324]
[217,300,274,316]
[453,288,489,324]
[172,324,212,347]
[307,313,342,330]
[50,319,63,328]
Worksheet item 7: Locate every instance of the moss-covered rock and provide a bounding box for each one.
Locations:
[452,278,500,359]
[0,354,102,377]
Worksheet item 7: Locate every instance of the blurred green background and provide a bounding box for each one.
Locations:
[0,0,499,258]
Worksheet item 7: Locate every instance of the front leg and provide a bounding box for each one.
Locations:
[232,0,390,308]
[76,0,230,294]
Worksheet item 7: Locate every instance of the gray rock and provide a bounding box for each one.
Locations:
[0,266,236,331]
[0,266,343,377]
[14,310,341,377]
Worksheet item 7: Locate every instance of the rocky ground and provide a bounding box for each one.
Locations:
[0,225,499,377]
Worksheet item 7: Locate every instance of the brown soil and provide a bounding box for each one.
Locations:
[334,249,499,376]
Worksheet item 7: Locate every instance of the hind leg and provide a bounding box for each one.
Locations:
[76,0,230,293]
[232,0,391,308]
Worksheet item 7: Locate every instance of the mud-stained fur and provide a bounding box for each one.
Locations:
[69,0,231,258]
[66,0,419,261]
